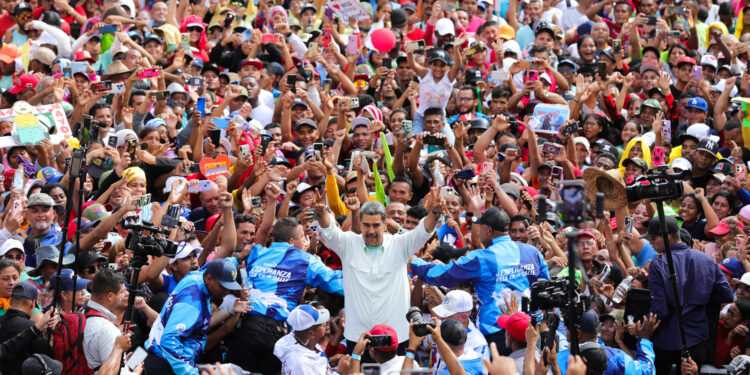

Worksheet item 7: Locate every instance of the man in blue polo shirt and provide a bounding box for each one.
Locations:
[410,207,549,356]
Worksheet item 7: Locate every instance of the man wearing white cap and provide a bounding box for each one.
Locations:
[429,290,489,368]
[273,304,333,375]
[142,241,202,295]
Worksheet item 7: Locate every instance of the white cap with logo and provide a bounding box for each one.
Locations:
[433,290,473,318]
[287,305,330,331]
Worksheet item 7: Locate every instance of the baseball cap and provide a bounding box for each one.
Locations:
[35,245,75,267]
[735,272,750,287]
[433,290,473,318]
[639,216,680,238]
[577,230,597,241]
[31,47,55,66]
[50,268,91,292]
[435,18,455,36]
[204,258,242,291]
[685,97,708,112]
[369,324,399,351]
[8,73,40,94]
[288,304,330,331]
[579,309,599,333]
[465,67,483,84]
[538,161,556,170]
[500,183,520,200]
[471,207,510,232]
[351,117,370,130]
[269,156,291,167]
[622,157,648,172]
[12,280,38,301]
[639,64,659,75]
[671,157,692,171]
[713,160,734,175]
[678,123,711,144]
[641,98,662,110]
[709,217,743,236]
[169,242,202,265]
[719,257,745,279]
[498,24,515,40]
[0,44,20,64]
[497,312,531,342]
[700,55,718,69]
[82,203,110,221]
[28,193,55,207]
[429,48,451,64]
[677,56,697,66]
[740,205,750,221]
[0,238,23,257]
[295,118,317,130]
[697,138,719,157]
[574,137,590,151]
[580,342,609,373]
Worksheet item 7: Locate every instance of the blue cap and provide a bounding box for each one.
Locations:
[192,57,204,68]
[204,259,242,290]
[580,310,599,333]
[144,33,162,44]
[127,31,142,41]
[89,34,101,41]
[50,269,91,292]
[436,224,459,245]
[685,97,708,112]
[720,257,745,279]
[145,118,167,128]
[12,280,38,301]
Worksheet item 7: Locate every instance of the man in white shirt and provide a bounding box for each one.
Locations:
[315,193,442,359]
[431,290,489,366]
[349,324,421,374]
[83,269,128,371]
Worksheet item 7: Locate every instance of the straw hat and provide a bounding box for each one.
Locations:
[582,168,627,211]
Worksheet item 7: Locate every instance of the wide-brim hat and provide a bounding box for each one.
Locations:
[582,168,627,211]
[102,60,133,79]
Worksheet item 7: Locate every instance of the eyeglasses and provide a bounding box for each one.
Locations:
[577,240,597,247]
[583,122,599,127]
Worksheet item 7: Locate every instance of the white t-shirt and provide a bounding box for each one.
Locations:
[252,103,274,126]
[417,70,453,115]
[561,7,588,30]
[542,8,563,25]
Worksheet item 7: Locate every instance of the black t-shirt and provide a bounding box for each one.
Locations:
[717,146,750,164]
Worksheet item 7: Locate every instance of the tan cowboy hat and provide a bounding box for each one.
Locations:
[102,61,134,79]
[582,168,627,211]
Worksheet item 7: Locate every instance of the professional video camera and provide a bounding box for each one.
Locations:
[121,219,179,259]
[528,277,589,320]
[626,165,691,202]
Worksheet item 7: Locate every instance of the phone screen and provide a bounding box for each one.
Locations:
[560,186,584,223]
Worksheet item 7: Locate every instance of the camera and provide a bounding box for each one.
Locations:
[296,62,313,83]
[561,121,579,136]
[625,165,691,202]
[122,219,179,259]
[527,277,589,320]
[406,306,436,337]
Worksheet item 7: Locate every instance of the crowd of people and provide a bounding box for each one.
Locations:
[0,0,749,373]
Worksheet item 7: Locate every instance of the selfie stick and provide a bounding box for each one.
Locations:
[654,199,690,359]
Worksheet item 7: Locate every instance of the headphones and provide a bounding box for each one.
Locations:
[32,354,53,375]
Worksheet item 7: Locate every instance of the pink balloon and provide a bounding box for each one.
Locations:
[370,28,396,53]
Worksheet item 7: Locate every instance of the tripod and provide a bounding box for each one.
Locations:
[653,199,690,359]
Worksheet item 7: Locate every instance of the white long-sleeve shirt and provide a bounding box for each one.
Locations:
[317,215,434,342]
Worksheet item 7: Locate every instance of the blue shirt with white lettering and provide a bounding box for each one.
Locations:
[410,235,549,335]
[244,242,344,321]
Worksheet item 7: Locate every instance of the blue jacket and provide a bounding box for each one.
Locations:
[410,235,549,335]
[648,242,733,350]
[557,339,656,375]
[146,272,212,375]
[244,242,344,321]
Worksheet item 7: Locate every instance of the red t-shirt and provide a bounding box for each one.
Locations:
[0,13,16,39]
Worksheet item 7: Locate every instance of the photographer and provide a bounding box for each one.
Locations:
[347,324,420,374]
[145,259,248,375]
[401,319,467,375]
[644,216,733,373]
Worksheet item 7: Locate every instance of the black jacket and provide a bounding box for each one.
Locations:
[0,309,53,375]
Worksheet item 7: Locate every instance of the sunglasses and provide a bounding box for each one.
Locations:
[4,253,23,261]
[354,80,367,88]
[16,12,31,22]
[187,26,203,33]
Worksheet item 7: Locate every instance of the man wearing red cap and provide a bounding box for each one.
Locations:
[349,324,420,373]
[497,311,549,374]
